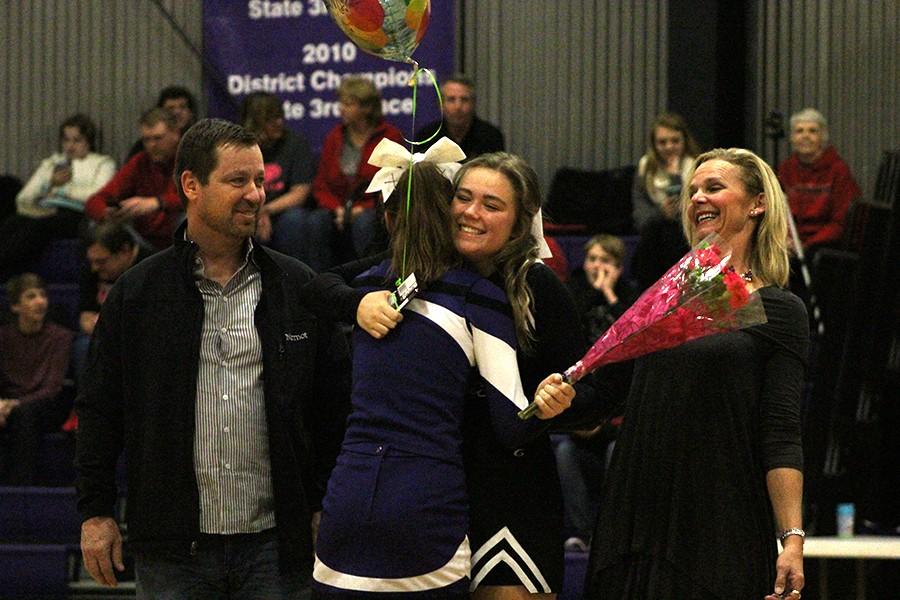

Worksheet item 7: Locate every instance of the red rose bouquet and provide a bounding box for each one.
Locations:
[519,233,767,419]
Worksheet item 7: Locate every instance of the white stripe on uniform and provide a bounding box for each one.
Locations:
[314,537,471,592]
[470,527,550,593]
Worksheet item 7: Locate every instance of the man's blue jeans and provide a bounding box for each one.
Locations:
[134,528,310,599]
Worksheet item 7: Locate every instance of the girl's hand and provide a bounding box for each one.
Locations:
[357,291,403,339]
[533,374,575,419]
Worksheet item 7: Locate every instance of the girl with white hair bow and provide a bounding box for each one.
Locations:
[306,143,603,600]
[310,140,573,598]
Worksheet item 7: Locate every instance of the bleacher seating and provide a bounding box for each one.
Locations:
[552,234,641,284]
[37,432,78,487]
[560,549,589,600]
[544,165,637,236]
[0,543,72,599]
[0,486,81,544]
[0,238,135,596]
[27,238,83,284]
[0,174,23,222]
[0,486,87,598]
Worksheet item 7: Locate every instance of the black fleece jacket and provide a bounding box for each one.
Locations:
[75,226,350,573]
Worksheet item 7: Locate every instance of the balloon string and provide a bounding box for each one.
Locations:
[398,66,417,285]
[399,151,414,285]
[409,65,419,152]
[403,66,443,147]
[397,66,443,285]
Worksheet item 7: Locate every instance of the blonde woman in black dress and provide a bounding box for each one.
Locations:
[587,148,808,600]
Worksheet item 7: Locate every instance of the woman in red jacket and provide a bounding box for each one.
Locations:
[313,76,403,263]
[778,108,861,253]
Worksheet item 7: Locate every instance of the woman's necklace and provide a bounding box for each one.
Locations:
[741,269,753,282]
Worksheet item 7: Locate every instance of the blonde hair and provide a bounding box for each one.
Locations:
[680,148,790,287]
[338,76,383,125]
[453,152,542,351]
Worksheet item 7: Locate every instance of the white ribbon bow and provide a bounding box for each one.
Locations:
[365,137,466,202]
[532,208,553,259]
[365,136,552,259]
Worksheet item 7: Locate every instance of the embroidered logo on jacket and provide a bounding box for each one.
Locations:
[284,332,308,341]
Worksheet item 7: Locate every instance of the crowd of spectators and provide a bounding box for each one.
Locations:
[0,81,868,577]
[0,76,505,487]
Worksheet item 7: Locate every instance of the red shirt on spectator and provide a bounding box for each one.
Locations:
[84,151,181,249]
[778,145,861,249]
[313,120,403,212]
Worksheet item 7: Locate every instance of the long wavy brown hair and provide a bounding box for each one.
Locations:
[453,152,542,351]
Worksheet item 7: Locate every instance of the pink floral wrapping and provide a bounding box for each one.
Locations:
[519,233,767,419]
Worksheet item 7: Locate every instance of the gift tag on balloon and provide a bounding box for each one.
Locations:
[389,272,419,311]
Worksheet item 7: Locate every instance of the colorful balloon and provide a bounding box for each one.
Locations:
[324,0,431,64]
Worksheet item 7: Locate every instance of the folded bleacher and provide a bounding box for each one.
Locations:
[0,486,80,598]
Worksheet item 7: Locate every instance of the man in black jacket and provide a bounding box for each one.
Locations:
[413,74,505,160]
[75,119,350,597]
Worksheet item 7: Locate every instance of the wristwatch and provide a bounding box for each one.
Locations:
[779,528,806,542]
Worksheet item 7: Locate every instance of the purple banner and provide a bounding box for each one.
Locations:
[202,0,455,153]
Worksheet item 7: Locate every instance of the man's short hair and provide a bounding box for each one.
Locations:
[157,86,197,114]
[139,107,179,131]
[6,272,45,306]
[443,73,476,96]
[84,222,137,254]
[174,118,258,205]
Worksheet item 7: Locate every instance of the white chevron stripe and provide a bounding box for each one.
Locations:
[314,536,470,592]
[472,326,528,410]
[469,527,550,593]
[408,299,475,365]
[470,550,541,593]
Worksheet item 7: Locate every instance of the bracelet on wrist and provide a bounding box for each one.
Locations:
[779,528,806,542]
